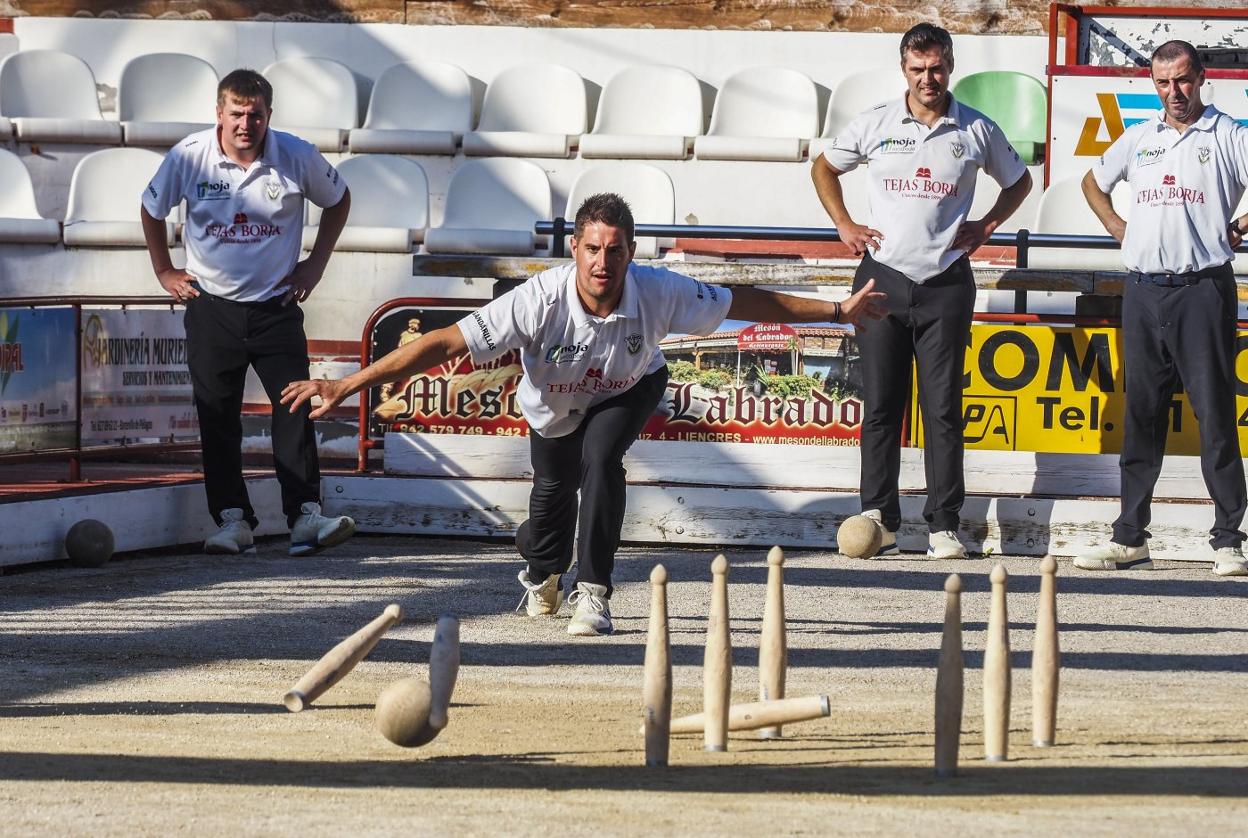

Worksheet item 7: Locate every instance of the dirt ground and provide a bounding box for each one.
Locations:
[1,536,1246,835]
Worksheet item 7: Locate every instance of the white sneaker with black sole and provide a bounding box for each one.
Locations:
[204,508,256,555]
[289,502,355,557]
[516,569,564,616]
[567,582,613,636]
[1211,545,1248,577]
[861,509,899,556]
[1073,542,1152,571]
[927,530,967,560]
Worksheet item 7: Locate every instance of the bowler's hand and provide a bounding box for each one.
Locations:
[1230,219,1245,249]
[157,268,200,303]
[839,278,887,331]
[276,259,324,306]
[839,221,883,256]
[281,378,348,419]
[952,219,994,255]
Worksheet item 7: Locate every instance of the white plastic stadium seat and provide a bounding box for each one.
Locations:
[565,163,674,259]
[461,64,586,159]
[0,49,122,144]
[263,57,358,152]
[0,148,60,244]
[0,117,11,138]
[302,155,429,253]
[64,148,173,247]
[579,66,704,161]
[808,69,895,160]
[424,158,551,255]
[693,67,818,162]
[348,61,472,155]
[1028,174,1131,271]
[118,53,218,147]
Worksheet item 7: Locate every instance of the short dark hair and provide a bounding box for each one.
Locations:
[1151,40,1203,75]
[573,193,635,241]
[899,23,954,62]
[218,69,273,110]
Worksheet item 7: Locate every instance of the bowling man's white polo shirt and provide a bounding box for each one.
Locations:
[823,95,1027,282]
[458,263,733,438]
[142,127,346,302]
[1092,105,1248,274]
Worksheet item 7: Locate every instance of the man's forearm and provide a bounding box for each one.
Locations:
[340,324,466,398]
[726,286,837,323]
[140,207,174,275]
[1081,170,1123,235]
[981,171,1032,232]
[307,188,351,270]
[811,158,855,229]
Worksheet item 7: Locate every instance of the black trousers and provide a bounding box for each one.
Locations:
[852,253,976,533]
[1114,265,1246,548]
[184,292,320,529]
[520,367,669,596]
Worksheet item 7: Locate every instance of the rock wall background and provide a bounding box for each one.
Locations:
[0,1,1241,36]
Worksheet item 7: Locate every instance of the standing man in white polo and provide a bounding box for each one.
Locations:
[140,68,357,557]
[1076,41,1248,576]
[811,23,1032,558]
[281,193,885,636]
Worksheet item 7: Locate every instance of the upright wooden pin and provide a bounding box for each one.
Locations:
[284,603,402,712]
[1032,555,1061,747]
[934,573,964,778]
[643,564,672,767]
[424,614,460,733]
[758,545,787,739]
[983,563,1012,762]
[704,554,732,752]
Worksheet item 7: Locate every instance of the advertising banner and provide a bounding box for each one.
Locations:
[80,309,197,444]
[916,324,1248,455]
[370,306,864,446]
[0,307,77,454]
[1050,74,1248,186]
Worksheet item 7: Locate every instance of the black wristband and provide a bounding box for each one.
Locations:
[833,300,842,323]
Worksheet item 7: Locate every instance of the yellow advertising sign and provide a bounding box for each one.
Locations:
[914,325,1248,455]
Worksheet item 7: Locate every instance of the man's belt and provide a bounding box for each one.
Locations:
[1129,263,1229,287]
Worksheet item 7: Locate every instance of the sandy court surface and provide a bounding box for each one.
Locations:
[1,536,1246,835]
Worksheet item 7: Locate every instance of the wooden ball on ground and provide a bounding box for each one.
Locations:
[836,515,883,559]
[375,677,434,747]
[65,519,115,567]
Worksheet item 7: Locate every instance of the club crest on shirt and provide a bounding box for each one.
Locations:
[1198,147,1211,165]
[950,142,965,159]
[626,333,643,355]
[265,180,281,201]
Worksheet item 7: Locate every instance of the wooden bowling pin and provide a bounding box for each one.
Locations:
[643,564,672,767]
[284,603,402,712]
[934,573,964,778]
[1032,555,1060,747]
[758,546,787,739]
[704,554,732,752]
[666,695,830,735]
[983,564,1012,762]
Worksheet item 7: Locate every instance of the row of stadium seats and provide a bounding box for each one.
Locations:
[10,144,1240,270]
[0,147,670,257]
[0,49,1048,164]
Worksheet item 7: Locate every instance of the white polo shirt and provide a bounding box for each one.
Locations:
[1092,105,1248,274]
[823,95,1027,282]
[458,263,733,438]
[141,126,346,302]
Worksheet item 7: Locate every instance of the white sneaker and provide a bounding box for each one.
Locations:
[204,508,255,555]
[1211,545,1248,577]
[928,530,967,560]
[516,568,564,616]
[1073,542,1152,571]
[289,501,355,557]
[567,583,613,637]
[861,509,899,555]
